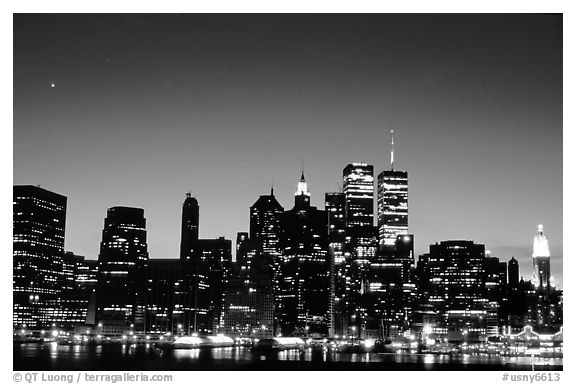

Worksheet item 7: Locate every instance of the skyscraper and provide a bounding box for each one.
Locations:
[56,252,94,327]
[236,232,249,256]
[377,131,408,247]
[13,185,67,328]
[418,240,488,338]
[96,207,148,335]
[342,163,377,264]
[223,249,275,338]
[484,253,508,336]
[532,225,552,288]
[195,237,233,334]
[365,234,416,339]
[342,164,377,333]
[180,192,199,261]
[249,188,284,332]
[325,192,346,335]
[250,187,284,251]
[177,193,232,335]
[508,257,519,288]
[278,172,330,336]
[325,192,346,266]
[343,163,374,230]
[146,259,187,335]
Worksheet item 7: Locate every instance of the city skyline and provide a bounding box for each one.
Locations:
[14,14,562,288]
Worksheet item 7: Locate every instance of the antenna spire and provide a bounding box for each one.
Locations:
[390,129,395,171]
[301,158,305,180]
[271,182,274,196]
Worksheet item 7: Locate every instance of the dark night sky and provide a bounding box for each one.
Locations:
[13,14,563,288]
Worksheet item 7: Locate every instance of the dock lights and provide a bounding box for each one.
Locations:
[362,339,375,349]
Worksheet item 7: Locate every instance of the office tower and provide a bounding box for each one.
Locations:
[343,163,374,229]
[177,193,209,334]
[366,234,416,339]
[54,252,94,327]
[508,257,519,288]
[418,240,487,338]
[180,192,199,261]
[342,163,377,334]
[277,172,330,336]
[532,225,552,288]
[146,259,187,335]
[484,253,508,336]
[224,250,275,338]
[195,237,232,334]
[75,257,98,326]
[96,207,148,335]
[377,131,408,247]
[236,232,249,257]
[325,192,346,335]
[342,163,377,263]
[249,188,284,306]
[177,193,232,335]
[250,187,284,254]
[13,185,67,329]
[325,192,346,265]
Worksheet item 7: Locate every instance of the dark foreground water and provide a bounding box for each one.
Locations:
[14,343,563,371]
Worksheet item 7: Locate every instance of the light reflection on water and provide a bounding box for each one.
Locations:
[15,343,563,369]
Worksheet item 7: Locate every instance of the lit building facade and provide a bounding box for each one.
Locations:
[365,234,416,339]
[196,237,232,334]
[277,172,330,336]
[484,253,508,335]
[377,131,408,247]
[177,193,232,335]
[325,192,347,335]
[342,164,377,333]
[377,170,408,247]
[325,192,346,266]
[146,259,188,335]
[417,241,488,338]
[342,163,377,265]
[532,225,552,288]
[52,252,97,328]
[343,163,374,229]
[250,188,284,258]
[527,225,561,332]
[13,185,67,329]
[249,189,284,316]
[224,249,275,337]
[77,257,98,326]
[96,207,149,335]
[236,232,249,258]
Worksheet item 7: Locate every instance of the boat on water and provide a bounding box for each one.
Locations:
[251,337,306,354]
[170,335,235,349]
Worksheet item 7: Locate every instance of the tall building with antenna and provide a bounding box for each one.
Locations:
[377,130,409,247]
[277,171,330,336]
